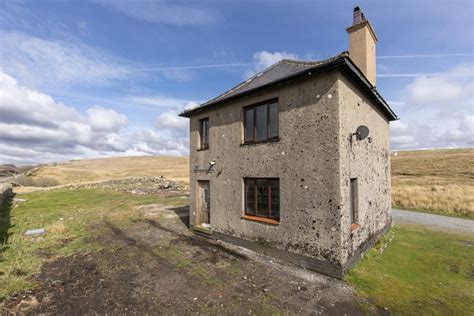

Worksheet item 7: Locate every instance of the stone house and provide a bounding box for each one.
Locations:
[179,7,398,278]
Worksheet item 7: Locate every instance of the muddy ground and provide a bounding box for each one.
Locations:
[6,203,370,315]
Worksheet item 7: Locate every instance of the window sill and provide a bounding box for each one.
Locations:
[242,215,279,225]
[197,147,209,152]
[240,137,280,147]
[351,223,360,231]
[194,225,212,235]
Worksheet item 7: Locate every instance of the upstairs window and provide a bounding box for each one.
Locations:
[244,100,279,143]
[244,178,279,221]
[199,118,209,150]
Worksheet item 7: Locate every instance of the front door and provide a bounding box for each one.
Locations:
[197,181,210,228]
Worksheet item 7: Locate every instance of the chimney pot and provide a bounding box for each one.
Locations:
[353,6,365,25]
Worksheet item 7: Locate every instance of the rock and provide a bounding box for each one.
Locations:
[24,228,46,237]
[18,296,39,311]
[51,280,64,287]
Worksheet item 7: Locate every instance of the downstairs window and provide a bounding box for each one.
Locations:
[244,178,279,221]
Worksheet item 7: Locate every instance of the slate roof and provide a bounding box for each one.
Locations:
[179,52,398,121]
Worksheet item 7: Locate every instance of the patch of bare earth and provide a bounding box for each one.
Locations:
[6,205,367,315]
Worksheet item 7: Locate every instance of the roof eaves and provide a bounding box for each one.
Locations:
[341,57,398,121]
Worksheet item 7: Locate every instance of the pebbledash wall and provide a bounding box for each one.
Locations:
[188,69,391,278]
[337,73,391,269]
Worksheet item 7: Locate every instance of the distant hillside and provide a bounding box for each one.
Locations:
[32,156,189,185]
[391,148,473,218]
[0,164,35,178]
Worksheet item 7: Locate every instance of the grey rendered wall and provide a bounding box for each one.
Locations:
[189,70,344,265]
[336,73,391,267]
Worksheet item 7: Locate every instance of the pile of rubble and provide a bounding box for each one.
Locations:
[68,176,188,195]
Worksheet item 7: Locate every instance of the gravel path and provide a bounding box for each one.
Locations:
[392,209,474,235]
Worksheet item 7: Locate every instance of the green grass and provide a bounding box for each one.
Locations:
[346,225,474,315]
[0,188,186,304]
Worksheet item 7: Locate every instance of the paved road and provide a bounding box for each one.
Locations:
[392,209,474,235]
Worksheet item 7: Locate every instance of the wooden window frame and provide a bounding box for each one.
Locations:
[198,118,209,150]
[243,99,279,144]
[243,178,279,224]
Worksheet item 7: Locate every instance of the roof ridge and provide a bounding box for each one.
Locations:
[281,51,349,66]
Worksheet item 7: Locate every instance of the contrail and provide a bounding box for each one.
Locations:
[378,53,474,59]
[377,73,441,78]
[135,62,255,71]
[133,53,474,72]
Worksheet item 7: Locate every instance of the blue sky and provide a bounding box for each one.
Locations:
[0,0,473,164]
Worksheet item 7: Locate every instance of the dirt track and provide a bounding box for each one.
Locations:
[6,205,369,315]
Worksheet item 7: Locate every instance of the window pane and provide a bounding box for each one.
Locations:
[245,180,256,215]
[204,120,209,146]
[244,109,254,142]
[270,180,279,219]
[256,104,267,141]
[256,179,269,217]
[200,119,209,148]
[269,102,279,138]
[350,178,358,224]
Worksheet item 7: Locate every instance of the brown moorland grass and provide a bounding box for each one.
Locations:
[391,148,474,218]
[32,156,189,185]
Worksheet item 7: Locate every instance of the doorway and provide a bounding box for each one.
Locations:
[197,180,210,228]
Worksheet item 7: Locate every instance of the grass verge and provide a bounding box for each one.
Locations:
[346,225,474,315]
[0,188,186,304]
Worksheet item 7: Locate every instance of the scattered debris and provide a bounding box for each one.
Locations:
[24,228,46,237]
[67,176,187,195]
[17,296,39,311]
[13,198,28,203]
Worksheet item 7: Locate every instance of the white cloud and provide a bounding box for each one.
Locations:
[408,76,463,105]
[0,71,189,164]
[87,106,128,132]
[156,110,188,134]
[91,0,221,26]
[440,115,474,146]
[389,62,474,150]
[406,63,473,106]
[0,31,136,89]
[253,51,298,69]
[245,51,298,78]
[0,71,79,126]
[390,121,419,149]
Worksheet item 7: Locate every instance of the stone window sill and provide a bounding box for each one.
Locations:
[242,215,279,225]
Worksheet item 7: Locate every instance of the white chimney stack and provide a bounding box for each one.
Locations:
[346,6,378,87]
